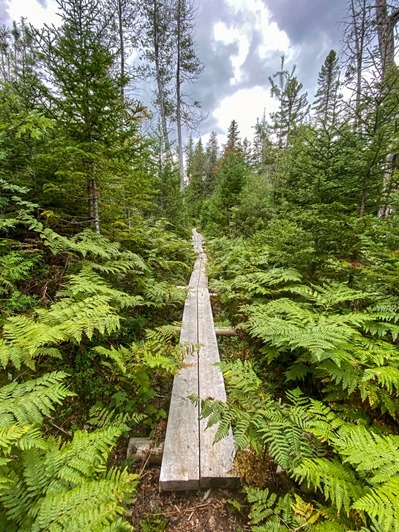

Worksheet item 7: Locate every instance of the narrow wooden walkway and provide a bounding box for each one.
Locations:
[159,229,238,491]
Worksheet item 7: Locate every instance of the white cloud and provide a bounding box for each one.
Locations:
[212,0,291,142]
[213,85,279,143]
[8,0,60,27]
[213,0,290,87]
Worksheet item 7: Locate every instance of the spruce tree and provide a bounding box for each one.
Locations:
[185,138,206,219]
[174,0,203,191]
[269,57,309,150]
[313,49,341,128]
[226,119,241,151]
[37,0,145,233]
[252,114,273,174]
[204,131,219,194]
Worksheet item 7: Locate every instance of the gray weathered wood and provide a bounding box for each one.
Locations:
[172,326,236,336]
[198,287,237,487]
[127,437,164,464]
[159,253,200,491]
[159,229,238,491]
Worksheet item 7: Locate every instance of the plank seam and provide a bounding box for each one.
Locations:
[196,257,201,484]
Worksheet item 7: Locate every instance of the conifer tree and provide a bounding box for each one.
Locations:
[313,49,341,128]
[252,114,273,174]
[37,0,144,233]
[185,133,195,180]
[185,138,206,218]
[204,131,219,194]
[140,0,175,153]
[268,58,309,203]
[226,119,241,151]
[174,0,203,191]
[269,57,309,150]
[0,21,50,203]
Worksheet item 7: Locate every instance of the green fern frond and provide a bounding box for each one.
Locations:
[27,469,136,531]
[0,425,30,454]
[305,283,368,309]
[367,300,399,323]
[0,372,73,427]
[330,425,399,484]
[317,359,360,394]
[246,487,302,530]
[4,295,121,354]
[143,280,187,306]
[0,339,28,369]
[305,400,346,442]
[362,366,399,394]
[94,345,129,374]
[59,267,143,309]
[0,252,38,293]
[40,228,122,260]
[145,324,181,343]
[232,267,302,296]
[294,458,363,514]
[352,476,399,532]
[88,405,145,430]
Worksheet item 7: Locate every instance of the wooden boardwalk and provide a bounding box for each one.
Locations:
[159,229,238,491]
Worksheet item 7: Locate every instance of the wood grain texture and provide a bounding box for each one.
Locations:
[159,253,200,491]
[159,229,238,491]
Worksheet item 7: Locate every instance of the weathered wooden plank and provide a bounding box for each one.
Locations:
[172,326,237,336]
[192,228,203,254]
[159,254,200,491]
[160,229,238,491]
[197,283,238,488]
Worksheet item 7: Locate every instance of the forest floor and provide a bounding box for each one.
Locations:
[129,464,250,531]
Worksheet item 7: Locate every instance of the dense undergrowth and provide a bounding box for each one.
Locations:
[0,181,192,530]
[199,221,399,531]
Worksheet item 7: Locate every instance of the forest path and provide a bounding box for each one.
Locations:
[159,229,238,491]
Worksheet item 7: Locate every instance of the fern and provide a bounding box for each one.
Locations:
[28,471,134,531]
[1,426,137,530]
[0,372,74,427]
[352,476,399,532]
[246,487,305,531]
[232,268,302,297]
[58,266,144,309]
[87,404,145,430]
[294,458,363,515]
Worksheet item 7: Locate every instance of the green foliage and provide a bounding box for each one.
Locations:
[139,508,168,532]
[201,225,399,530]
[202,147,247,234]
[0,427,136,531]
[0,174,192,529]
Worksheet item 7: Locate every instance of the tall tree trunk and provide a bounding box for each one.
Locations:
[375,0,399,80]
[117,0,125,100]
[88,161,100,234]
[350,0,367,129]
[176,0,184,192]
[153,0,171,154]
[375,0,399,216]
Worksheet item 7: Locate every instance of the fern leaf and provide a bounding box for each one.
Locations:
[362,366,399,395]
[352,476,399,532]
[28,470,136,531]
[0,372,73,427]
[294,458,363,514]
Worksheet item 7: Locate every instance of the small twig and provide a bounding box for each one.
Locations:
[138,452,152,478]
[49,421,72,437]
[148,501,220,518]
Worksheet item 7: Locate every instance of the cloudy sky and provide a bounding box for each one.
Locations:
[2,0,349,142]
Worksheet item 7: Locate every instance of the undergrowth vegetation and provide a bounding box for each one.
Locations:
[0,181,191,530]
[199,223,399,531]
